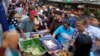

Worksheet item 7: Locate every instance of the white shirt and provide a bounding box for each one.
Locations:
[85,25,100,39]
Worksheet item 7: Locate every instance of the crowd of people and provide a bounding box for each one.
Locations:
[0,0,100,56]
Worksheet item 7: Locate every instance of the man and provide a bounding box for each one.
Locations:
[74,33,94,56]
[87,17,100,56]
[65,13,76,28]
[85,17,100,40]
[52,21,75,43]
[49,11,63,34]
[72,16,100,40]
[72,17,92,40]
[89,17,100,28]
[73,16,100,56]
[20,10,37,32]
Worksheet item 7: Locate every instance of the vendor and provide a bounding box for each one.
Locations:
[20,10,39,32]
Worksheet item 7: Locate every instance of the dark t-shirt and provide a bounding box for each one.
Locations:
[49,19,63,34]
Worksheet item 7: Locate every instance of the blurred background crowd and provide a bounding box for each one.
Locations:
[0,0,100,56]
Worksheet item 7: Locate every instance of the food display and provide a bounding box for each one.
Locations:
[40,37,62,52]
[19,32,71,56]
[19,38,46,56]
[57,50,72,56]
[43,40,57,49]
[19,38,35,51]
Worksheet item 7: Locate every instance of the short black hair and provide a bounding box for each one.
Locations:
[74,33,93,56]
[8,10,16,19]
[16,3,21,7]
[76,16,89,25]
[62,20,70,26]
[89,16,100,22]
[54,11,62,16]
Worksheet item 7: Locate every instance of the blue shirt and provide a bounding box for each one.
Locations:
[64,16,76,28]
[0,3,9,32]
[69,16,76,28]
[54,25,75,43]
[20,19,35,32]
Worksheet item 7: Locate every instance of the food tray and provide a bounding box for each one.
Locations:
[19,38,46,55]
[40,37,62,52]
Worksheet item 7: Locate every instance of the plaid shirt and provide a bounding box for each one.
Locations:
[72,29,95,41]
[72,29,96,51]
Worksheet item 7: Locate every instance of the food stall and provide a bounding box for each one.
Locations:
[19,31,72,56]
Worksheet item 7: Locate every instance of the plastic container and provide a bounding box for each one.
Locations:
[40,37,62,52]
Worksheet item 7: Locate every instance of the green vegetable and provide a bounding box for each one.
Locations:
[20,39,35,50]
[20,38,46,55]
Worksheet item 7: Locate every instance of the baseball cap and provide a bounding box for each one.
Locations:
[29,10,37,16]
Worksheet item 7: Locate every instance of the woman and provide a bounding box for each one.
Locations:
[8,10,22,32]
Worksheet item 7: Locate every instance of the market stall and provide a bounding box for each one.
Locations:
[19,31,72,56]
